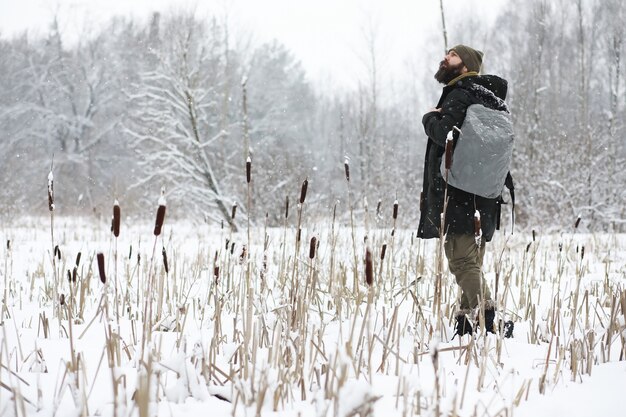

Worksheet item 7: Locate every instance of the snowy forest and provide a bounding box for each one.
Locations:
[0,0,624,231]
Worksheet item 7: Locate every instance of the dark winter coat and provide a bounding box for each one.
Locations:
[418,74,509,241]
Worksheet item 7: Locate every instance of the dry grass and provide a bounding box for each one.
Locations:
[0,197,624,416]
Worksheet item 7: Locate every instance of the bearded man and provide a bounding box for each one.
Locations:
[418,45,513,338]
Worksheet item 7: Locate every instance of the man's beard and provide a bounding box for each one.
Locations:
[434,60,465,84]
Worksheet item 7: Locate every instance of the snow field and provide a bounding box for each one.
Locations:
[0,216,624,416]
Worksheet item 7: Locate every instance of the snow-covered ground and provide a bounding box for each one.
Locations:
[0,216,624,417]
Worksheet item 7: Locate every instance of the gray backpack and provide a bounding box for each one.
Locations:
[441,104,514,199]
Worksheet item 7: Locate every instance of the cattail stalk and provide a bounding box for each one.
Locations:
[445,135,454,170]
[279,195,289,289]
[474,210,482,247]
[290,179,309,330]
[113,201,120,238]
[162,247,169,274]
[387,199,401,297]
[48,166,60,319]
[113,200,121,321]
[245,156,251,280]
[143,190,167,358]
[344,159,359,296]
[154,197,166,236]
[210,250,219,286]
[97,253,106,284]
[47,170,54,212]
[309,236,317,259]
[231,202,237,220]
[434,130,456,329]
[300,178,308,204]
[246,156,251,184]
[303,233,319,325]
[365,248,373,287]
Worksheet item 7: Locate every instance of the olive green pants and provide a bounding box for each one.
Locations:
[444,234,491,310]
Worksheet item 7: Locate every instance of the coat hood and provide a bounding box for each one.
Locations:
[455,75,508,112]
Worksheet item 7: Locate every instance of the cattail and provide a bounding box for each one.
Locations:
[574,215,581,229]
[580,245,585,260]
[445,131,454,169]
[246,156,251,183]
[297,227,302,243]
[474,211,481,236]
[300,178,308,204]
[526,242,532,253]
[380,243,387,261]
[239,245,247,262]
[230,242,235,255]
[393,200,399,220]
[376,200,382,218]
[60,293,65,306]
[231,202,238,220]
[365,248,373,286]
[225,238,230,250]
[558,242,563,252]
[162,247,169,274]
[72,266,77,283]
[532,229,536,242]
[213,250,219,282]
[6,240,10,250]
[128,246,132,260]
[344,157,350,182]
[285,196,289,219]
[54,245,61,260]
[75,252,82,267]
[154,192,167,236]
[309,236,317,259]
[97,252,106,284]
[474,210,482,246]
[112,200,121,238]
[67,269,72,284]
[137,253,141,265]
[47,171,54,211]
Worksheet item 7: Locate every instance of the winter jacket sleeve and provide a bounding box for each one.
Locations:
[422,88,473,148]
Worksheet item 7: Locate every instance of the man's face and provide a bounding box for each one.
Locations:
[434,50,467,84]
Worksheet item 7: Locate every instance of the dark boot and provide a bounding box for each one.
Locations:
[453,314,473,337]
[484,307,514,338]
[484,307,496,334]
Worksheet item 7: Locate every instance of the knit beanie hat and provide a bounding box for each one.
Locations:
[450,45,484,73]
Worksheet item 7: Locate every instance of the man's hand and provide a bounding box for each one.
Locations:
[427,107,442,113]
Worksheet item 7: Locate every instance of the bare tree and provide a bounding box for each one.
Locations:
[125,14,239,228]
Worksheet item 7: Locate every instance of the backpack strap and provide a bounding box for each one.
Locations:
[504,172,515,234]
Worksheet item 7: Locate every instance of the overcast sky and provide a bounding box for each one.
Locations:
[0,0,505,90]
